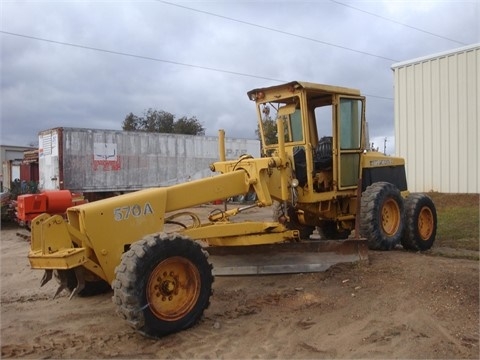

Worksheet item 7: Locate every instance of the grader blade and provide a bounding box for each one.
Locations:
[207,239,368,276]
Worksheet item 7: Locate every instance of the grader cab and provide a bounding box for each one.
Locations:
[28,81,437,338]
[248,81,435,251]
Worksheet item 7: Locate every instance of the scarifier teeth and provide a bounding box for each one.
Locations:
[68,285,84,300]
[53,283,67,299]
[40,270,53,287]
[68,267,85,300]
[52,270,69,299]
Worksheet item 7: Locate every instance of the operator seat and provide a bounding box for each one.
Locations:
[314,136,333,170]
[293,137,333,188]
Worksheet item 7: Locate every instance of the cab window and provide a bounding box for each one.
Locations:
[259,97,303,146]
[339,98,362,150]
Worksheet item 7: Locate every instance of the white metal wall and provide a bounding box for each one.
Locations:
[392,44,480,193]
[38,128,261,192]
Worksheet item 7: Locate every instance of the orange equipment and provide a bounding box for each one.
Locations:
[16,190,86,227]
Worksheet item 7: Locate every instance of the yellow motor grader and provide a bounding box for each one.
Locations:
[28,81,437,338]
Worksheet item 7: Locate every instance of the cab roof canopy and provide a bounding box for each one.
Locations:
[247,81,361,100]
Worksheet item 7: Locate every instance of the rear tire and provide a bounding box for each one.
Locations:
[360,182,405,250]
[112,233,213,338]
[401,194,437,251]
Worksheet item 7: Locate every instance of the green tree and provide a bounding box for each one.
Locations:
[255,113,277,146]
[122,112,141,131]
[174,116,205,135]
[142,109,174,133]
[122,109,205,135]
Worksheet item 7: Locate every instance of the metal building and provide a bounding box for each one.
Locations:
[0,145,36,192]
[392,43,479,193]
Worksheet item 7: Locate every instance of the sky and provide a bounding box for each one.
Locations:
[1,0,479,155]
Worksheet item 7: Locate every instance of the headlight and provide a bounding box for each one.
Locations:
[291,178,299,188]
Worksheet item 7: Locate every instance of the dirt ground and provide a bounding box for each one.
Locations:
[1,205,479,359]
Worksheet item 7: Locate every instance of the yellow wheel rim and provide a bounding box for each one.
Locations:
[146,256,201,322]
[418,206,434,241]
[381,198,401,236]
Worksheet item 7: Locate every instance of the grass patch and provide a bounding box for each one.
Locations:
[427,193,479,252]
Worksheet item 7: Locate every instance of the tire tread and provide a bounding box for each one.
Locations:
[112,233,213,337]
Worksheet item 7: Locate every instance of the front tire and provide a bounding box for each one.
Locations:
[401,194,437,251]
[360,182,405,250]
[113,233,213,338]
